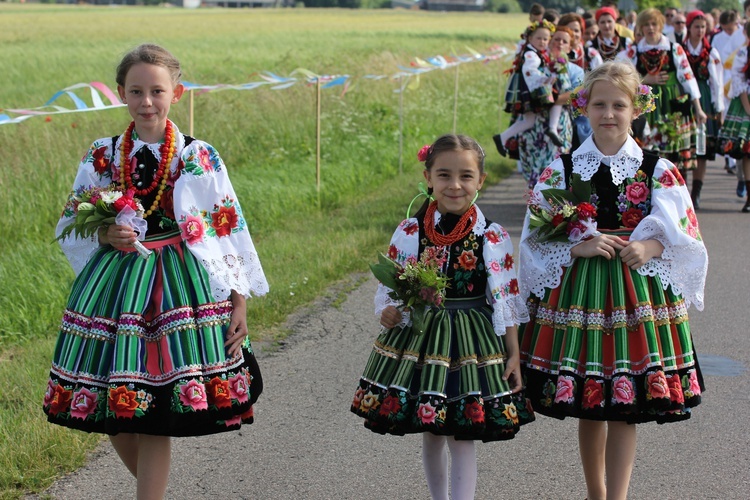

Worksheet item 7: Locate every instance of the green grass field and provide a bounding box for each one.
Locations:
[0,4,523,497]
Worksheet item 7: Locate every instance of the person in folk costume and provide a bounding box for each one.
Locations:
[494,19,560,156]
[44,44,268,498]
[619,8,708,172]
[681,10,725,209]
[351,135,534,499]
[717,20,750,212]
[518,61,707,500]
[587,7,632,62]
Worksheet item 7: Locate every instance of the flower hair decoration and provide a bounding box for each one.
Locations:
[525,19,556,39]
[417,144,431,163]
[569,84,657,118]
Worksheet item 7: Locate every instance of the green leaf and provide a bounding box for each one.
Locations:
[369,253,401,290]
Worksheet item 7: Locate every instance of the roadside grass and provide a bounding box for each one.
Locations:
[0,5,521,496]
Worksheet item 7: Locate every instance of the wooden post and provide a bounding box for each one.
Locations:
[316,77,321,203]
[398,76,404,175]
[189,89,195,137]
[498,59,503,132]
[453,64,460,133]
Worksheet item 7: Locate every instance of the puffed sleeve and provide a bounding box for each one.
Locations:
[483,222,529,334]
[728,47,749,99]
[708,46,725,112]
[518,159,579,300]
[587,47,603,70]
[673,43,701,100]
[172,140,268,301]
[617,43,638,65]
[522,50,551,92]
[56,138,115,275]
[629,159,707,310]
[568,63,584,89]
[373,218,420,327]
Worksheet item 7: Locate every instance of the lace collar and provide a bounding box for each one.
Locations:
[571,135,643,184]
[115,121,185,171]
[685,38,704,55]
[432,204,487,238]
[638,35,670,52]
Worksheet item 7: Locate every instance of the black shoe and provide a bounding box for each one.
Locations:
[691,180,702,210]
[742,203,750,213]
[492,134,507,157]
[546,128,564,147]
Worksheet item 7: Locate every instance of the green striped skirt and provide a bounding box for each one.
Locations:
[717,98,750,159]
[43,233,261,436]
[641,76,696,170]
[519,234,704,424]
[351,297,535,442]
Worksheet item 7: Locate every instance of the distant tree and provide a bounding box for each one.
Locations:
[697,0,743,13]
[485,0,522,13]
[635,0,682,11]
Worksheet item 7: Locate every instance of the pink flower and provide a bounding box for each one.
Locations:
[489,260,501,273]
[688,370,702,396]
[685,207,698,228]
[229,374,249,403]
[198,147,213,171]
[554,377,575,404]
[625,181,649,204]
[647,371,669,399]
[70,388,99,420]
[417,145,431,162]
[179,379,208,411]
[613,376,635,404]
[539,167,554,183]
[352,388,366,409]
[666,374,684,404]
[180,215,205,245]
[658,170,676,188]
[43,380,56,407]
[223,416,242,428]
[417,402,438,424]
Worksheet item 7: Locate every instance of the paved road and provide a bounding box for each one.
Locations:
[34,164,750,499]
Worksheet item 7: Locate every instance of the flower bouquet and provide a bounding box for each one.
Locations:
[528,173,599,243]
[370,246,450,335]
[549,55,568,75]
[57,185,152,259]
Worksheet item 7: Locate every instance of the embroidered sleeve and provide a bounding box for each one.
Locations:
[708,47,725,112]
[630,159,707,310]
[373,219,420,327]
[483,223,529,334]
[522,50,551,92]
[518,159,578,300]
[588,47,603,70]
[56,138,115,275]
[673,43,701,99]
[728,48,749,99]
[618,43,638,65]
[172,140,268,300]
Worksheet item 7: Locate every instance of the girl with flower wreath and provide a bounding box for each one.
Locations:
[351,134,533,499]
[518,61,707,500]
[717,20,750,213]
[44,44,268,498]
[619,8,708,172]
[681,10,725,209]
[494,19,563,155]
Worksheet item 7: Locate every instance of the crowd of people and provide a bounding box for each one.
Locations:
[495,1,750,213]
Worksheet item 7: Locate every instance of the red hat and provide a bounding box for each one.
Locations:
[685,10,706,29]
[595,7,618,23]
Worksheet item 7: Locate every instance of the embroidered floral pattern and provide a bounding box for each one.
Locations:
[108,384,153,419]
[184,144,223,176]
[679,207,702,240]
[581,378,604,409]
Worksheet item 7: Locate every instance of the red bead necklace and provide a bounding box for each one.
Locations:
[119,121,175,217]
[424,201,477,247]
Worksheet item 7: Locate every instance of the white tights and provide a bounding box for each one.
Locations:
[422,433,477,500]
[500,106,563,144]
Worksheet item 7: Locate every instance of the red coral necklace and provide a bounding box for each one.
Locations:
[119,121,175,217]
[424,201,476,246]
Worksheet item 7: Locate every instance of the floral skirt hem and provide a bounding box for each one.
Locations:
[718,98,750,159]
[350,303,535,441]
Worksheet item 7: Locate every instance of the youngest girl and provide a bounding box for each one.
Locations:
[495,20,564,154]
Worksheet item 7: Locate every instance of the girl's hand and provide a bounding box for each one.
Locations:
[100,224,136,250]
[693,103,707,125]
[570,234,627,260]
[502,352,523,393]
[644,71,668,85]
[380,305,403,329]
[224,291,248,357]
[619,239,664,270]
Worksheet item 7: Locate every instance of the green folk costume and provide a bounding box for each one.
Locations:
[351,206,535,442]
[45,122,268,436]
[518,136,707,423]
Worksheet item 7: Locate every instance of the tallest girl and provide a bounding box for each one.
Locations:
[43,44,268,498]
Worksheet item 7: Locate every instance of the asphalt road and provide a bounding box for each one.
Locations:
[33,163,750,499]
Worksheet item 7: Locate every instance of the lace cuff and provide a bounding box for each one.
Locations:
[491,293,530,335]
[200,249,269,301]
[519,230,576,300]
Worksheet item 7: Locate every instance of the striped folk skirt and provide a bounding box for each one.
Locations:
[641,78,696,171]
[519,247,704,424]
[351,298,534,442]
[718,98,750,159]
[43,233,261,437]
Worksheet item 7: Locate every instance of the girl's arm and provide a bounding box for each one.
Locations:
[224,290,248,357]
[501,325,523,393]
[619,239,664,269]
[673,43,702,103]
[708,46,725,114]
[522,50,551,92]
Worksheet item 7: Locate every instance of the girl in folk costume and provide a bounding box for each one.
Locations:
[620,8,708,172]
[494,20,562,154]
[559,13,604,72]
[351,135,533,499]
[587,7,632,62]
[718,20,750,212]
[682,10,725,209]
[519,62,707,500]
[45,44,268,498]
